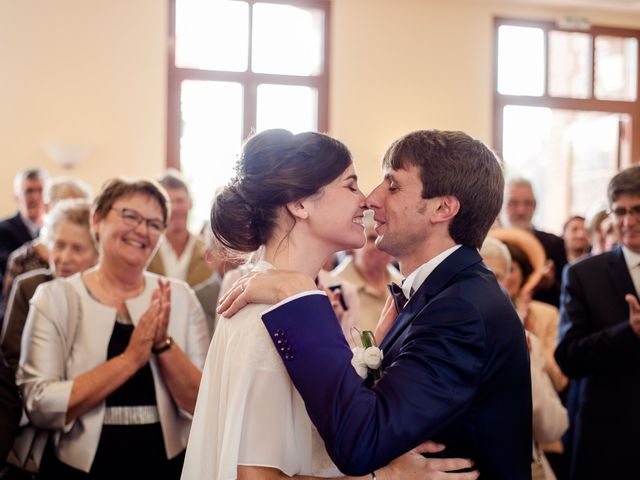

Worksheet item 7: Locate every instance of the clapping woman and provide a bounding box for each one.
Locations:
[17,178,209,479]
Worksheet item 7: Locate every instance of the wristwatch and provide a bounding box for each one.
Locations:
[152,336,173,354]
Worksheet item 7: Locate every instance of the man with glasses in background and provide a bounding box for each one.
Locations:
[555,165,640,479]
[503,178,568,307]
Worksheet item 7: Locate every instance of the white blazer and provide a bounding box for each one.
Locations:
[17,272,210,473]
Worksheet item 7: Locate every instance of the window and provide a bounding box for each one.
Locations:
[167,0,330,226]
[494,18,640,232]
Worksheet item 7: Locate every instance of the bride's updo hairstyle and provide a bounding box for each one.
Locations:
[211,129,352,252]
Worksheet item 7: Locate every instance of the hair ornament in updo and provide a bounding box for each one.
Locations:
[211,129,352,253]
[231,153,247,186]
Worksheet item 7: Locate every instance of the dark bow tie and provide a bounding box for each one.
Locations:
[388,282,408,314]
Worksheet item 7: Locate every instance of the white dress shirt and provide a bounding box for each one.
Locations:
[158,233,197,282]
[621,245,640,296]
[401,245,462,300]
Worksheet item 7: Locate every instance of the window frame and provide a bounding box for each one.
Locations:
[492,17,640,165]
[166,0,331,169]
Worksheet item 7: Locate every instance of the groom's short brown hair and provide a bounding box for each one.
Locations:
[382,130,504,249]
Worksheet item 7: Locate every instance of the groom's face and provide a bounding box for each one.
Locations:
[366,164,431,260]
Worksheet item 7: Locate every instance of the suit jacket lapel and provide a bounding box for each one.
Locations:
[608,246,637,297]
[380,245,483,354]
[12,212,33,242]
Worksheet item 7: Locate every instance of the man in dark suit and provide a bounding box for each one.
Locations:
[221,131,532,479]
[555,166,640,479]
[0,168,47,279]
[0,168,46,326]
[504,178,567,307]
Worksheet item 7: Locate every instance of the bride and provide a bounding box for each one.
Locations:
[181,129,476,480]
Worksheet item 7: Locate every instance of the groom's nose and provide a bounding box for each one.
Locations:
[365,184,384,210]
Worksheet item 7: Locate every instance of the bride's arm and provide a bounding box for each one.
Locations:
[238,440,479,480]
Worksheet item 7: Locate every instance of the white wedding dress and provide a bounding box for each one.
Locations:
[181,262,342,480]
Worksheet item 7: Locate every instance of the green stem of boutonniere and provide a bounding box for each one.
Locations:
[361,330,382,380]
[361,330,376,349]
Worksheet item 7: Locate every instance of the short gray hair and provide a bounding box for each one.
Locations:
[44,176,93,206]
[13,168,48,196]
[506,177,535,196]
[157,169,190,195]
[42,198,96,251]
[608,166,640,205]
[480,236,511,275]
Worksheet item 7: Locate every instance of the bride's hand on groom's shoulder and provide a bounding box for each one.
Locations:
[216,270,317,318]
[376,440,479,480]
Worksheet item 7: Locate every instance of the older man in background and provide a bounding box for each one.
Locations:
[2,176,93,305]
[0,168,47,322]
[504,178,567,307]
[0,169,47,279]
[148,169,212,286]
[555,165,640,479]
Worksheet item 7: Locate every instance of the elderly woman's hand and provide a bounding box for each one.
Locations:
[124,292,161,368]
[152,279,172,349]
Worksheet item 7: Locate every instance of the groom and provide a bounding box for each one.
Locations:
[220,130,532,479]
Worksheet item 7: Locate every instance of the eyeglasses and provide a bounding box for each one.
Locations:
[111,207,166,234]
[609,205,640,220]
[507,199,536,208]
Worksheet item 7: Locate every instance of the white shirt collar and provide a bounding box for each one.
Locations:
[21,215,40,238]
[621,244,640,272]
[158,232,197,281]
[402,244,462,299]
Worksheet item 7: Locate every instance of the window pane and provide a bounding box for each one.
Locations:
[595,36,638,101]
[497,25,545,96]
[252,3,324,75]
[256,84,318,133]
[175,0,249,72]
[548,31,591,99]
[502,105,622,232]
[180,80,244,226]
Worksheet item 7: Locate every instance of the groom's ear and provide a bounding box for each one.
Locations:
[431,195,460,224]
[285,200,309,220]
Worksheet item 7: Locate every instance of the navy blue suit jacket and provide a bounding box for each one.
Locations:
[555,246,640,479]
[263,246,532,479]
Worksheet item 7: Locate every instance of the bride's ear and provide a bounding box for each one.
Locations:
[285,200,309,220]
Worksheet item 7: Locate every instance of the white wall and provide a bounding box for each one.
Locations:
[0,0,167,213]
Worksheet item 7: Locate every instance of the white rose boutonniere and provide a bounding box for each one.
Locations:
[350,329,383,380]
[351,347,369,379]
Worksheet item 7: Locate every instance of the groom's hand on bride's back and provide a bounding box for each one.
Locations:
[379,440,479,480]
[216,270,317,318]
